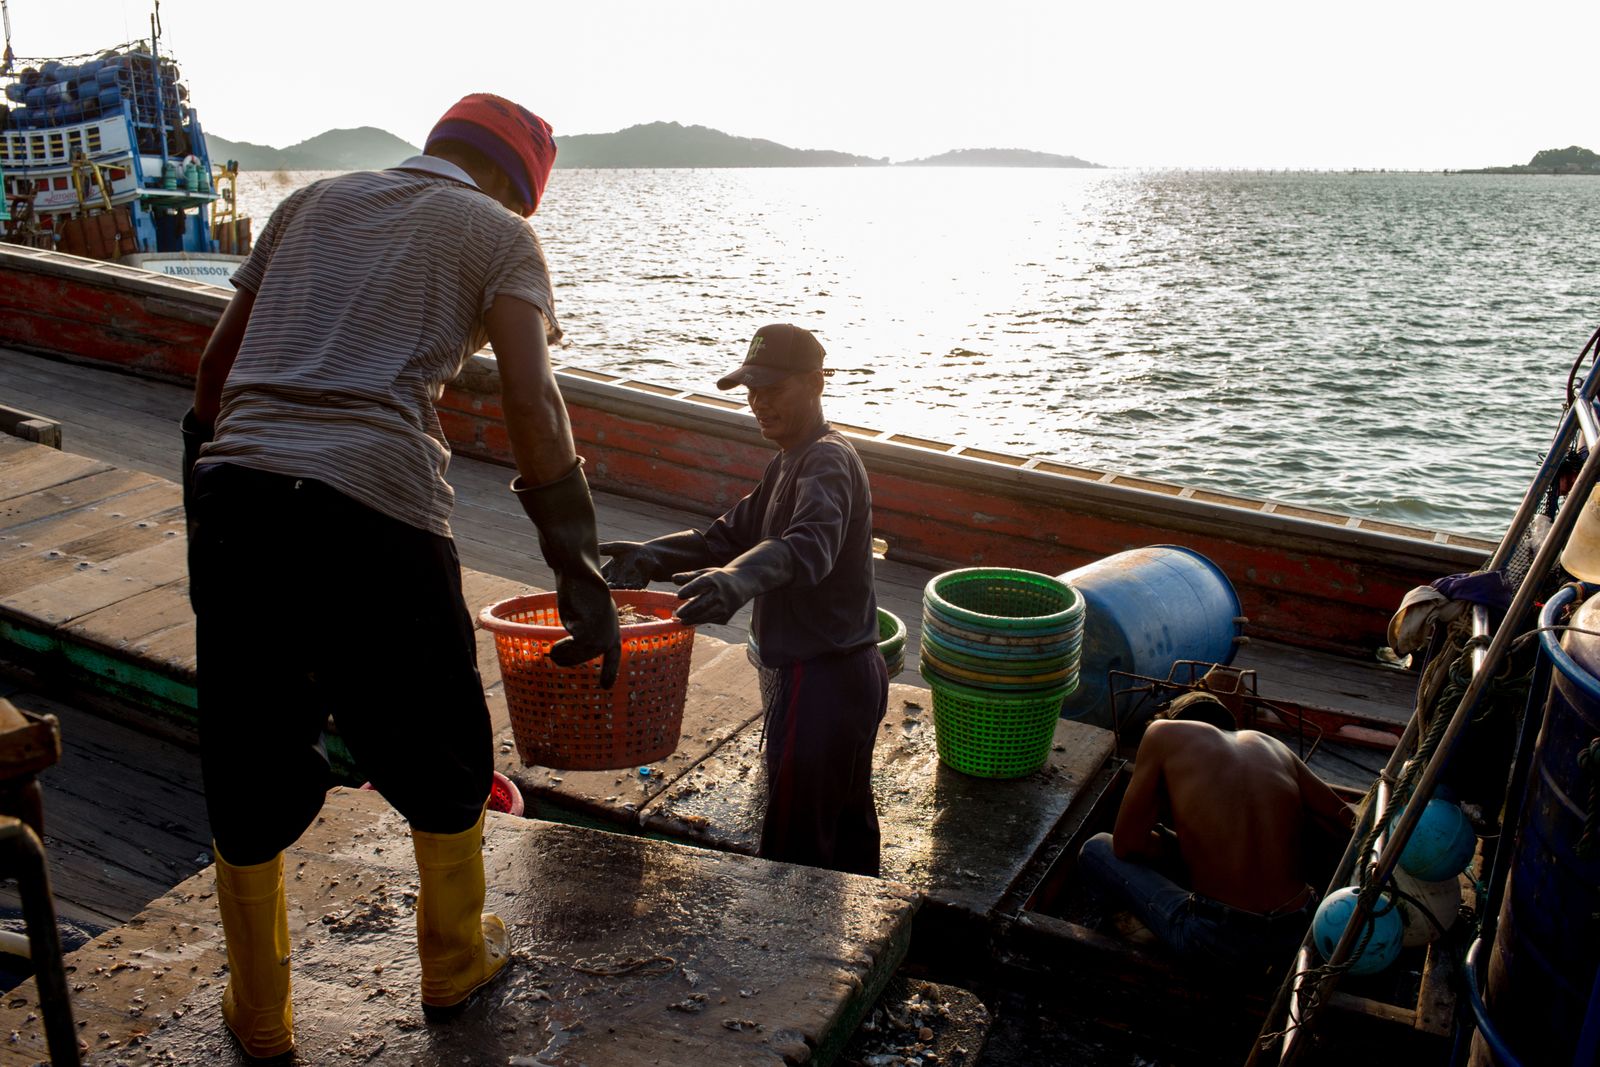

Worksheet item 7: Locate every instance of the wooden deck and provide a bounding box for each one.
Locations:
[0,345,1432,1062]
[0,345,1421,722]
[0,786,921,1066]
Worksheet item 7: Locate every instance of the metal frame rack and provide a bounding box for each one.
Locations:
[1246,327,1600,1066]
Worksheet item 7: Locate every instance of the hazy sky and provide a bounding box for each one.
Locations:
[8,0,1596,169]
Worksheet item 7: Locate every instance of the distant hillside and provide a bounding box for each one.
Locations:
[555,121,887,168]
[899,147,1103,168]
[206,127,420,171]
[1460,145,1600,175]
[205,122,1111,172]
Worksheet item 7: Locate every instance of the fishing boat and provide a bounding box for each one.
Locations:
[0,241,1591,1065]
[0,1,250,287]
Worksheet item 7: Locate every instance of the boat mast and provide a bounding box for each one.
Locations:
[1,0,14,76]
[149,1,170,171]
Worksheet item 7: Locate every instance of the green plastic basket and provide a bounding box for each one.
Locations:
[924,568,1083,634]
[927,675,1076,779]
[747,607,907,676]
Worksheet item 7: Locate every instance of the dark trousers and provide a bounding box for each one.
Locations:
[1078,833,1315,973]
[758,645,888,877]
[189,463,492,867]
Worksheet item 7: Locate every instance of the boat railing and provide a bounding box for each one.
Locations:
[1248,325,1600,1066]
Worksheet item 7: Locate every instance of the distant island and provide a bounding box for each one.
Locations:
[555,121,887,167]
[899,148,1102,168]
[208,121,1103,171]
[1458,145,1600,175]
[206,127,421,171]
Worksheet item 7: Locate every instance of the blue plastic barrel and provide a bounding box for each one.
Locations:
[1056,545,1245,727]
[99,87,123,109]
[1473,585,1600,1065]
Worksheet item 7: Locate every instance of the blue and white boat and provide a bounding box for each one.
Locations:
[0,1,250,287]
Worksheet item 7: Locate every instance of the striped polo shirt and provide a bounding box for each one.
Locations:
[198,156,561,537]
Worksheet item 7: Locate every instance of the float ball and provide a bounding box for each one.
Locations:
[1393,868,1462,948]
[1397,799,1476,881]
[1312,887,1403,976]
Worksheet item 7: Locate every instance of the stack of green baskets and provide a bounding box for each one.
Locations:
[920,568,1085,778]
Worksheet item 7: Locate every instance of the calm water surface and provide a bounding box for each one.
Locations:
[236,169,1600,540]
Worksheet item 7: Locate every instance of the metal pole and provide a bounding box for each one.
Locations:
[1277,436,1600,1067]
[1250,352,1600,1066]
[150,9,169,172]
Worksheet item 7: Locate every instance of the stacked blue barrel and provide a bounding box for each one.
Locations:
[919,568,1085,778]
[0,52,181,130]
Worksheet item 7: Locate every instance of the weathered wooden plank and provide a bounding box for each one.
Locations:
[1,535,187,627]
[0,468,164,545]
[0,690,210,929]
[0,401,62,449]
[0,436,33,464]
[0,494,184,601]
[64,575,194,655]
[1235,640,1417,725]
[0,786,920,1067]
[124,617,198,677]
[0,445,109,503]
[641,682,1116,919]
[1414,940,1457,1036]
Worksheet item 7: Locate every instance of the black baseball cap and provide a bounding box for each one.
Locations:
[716,324,832,390]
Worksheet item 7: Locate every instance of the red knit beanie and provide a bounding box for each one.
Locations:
[425,93,557,216]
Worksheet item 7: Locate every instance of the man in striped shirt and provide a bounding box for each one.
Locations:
[181,94,619,1059]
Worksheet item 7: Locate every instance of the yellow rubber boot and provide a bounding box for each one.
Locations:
[213,849,294,1059]
[411,809,510,1014]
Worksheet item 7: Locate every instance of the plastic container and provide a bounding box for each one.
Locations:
[1396,798,1476,881]
[1313,887,1403,976]
[924,568,1084,634]
[920,644,1077,689]
[920,618,1082,667]
[1058,545,1246,727]
[1393,868,1461,948]
[361,771,525,817]
[746,607,906,677]
[479,590,695,770]
[1474,586,1600,1064]
[927,675,1075,778]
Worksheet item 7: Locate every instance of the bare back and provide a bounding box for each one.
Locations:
[1114,720,1348,913]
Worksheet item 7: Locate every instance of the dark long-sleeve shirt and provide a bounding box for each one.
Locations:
[701,422,878,666]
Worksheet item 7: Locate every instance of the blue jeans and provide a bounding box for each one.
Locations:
[1077,833,1314,973]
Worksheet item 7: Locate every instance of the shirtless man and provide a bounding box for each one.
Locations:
[1078,696,1355,972]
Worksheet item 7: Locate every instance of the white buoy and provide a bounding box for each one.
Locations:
[1393,868,1462,947]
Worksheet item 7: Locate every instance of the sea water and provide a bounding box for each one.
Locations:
[236,168,1600,540]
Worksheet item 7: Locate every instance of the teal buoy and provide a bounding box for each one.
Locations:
[1312,887,1403,976]
[1397,798,1476,881]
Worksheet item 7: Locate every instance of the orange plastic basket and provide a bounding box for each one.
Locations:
[478,590,696,770]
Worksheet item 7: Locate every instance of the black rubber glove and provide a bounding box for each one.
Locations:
[599,530,712,589]
[512,463,622,688]
[180,408,213,540]
[672,538,796,626]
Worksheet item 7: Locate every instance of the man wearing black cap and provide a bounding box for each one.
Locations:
[601,324,888,876]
